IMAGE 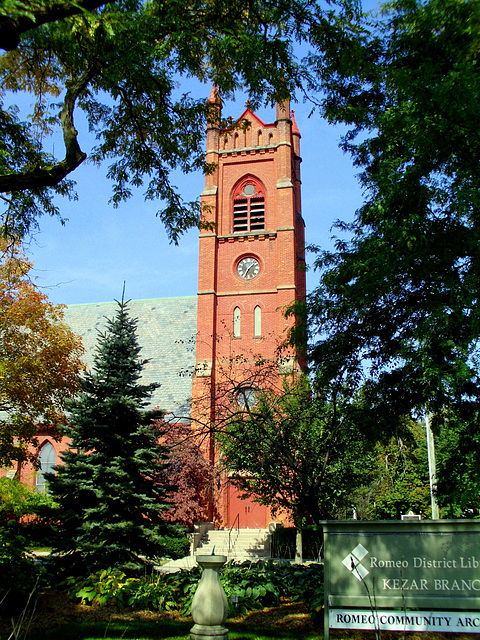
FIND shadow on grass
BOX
[25,619,321,640]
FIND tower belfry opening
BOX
[233,179,266,233]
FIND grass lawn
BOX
[16,618,473,640]
[2,590,474,640]
[0,590,321,640]
[23,619,321,640]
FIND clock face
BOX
[237,257,260,280]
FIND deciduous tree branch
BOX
[0,0,108,51]
[0,69,93,193]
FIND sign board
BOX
[401,511,421,521]
[329,609,480,633]
[322,520,480,638]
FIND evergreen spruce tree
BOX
[48,300,174,571]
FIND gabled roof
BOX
[63,297,197,420]
[236,107,275,129]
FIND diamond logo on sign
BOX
[342,544,369,581]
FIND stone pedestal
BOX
[190,555,228,640]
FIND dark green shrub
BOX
[271,526,323,560]
[23,521,59,548]
[64,559,325,620]
[271,527,297,559]
[221,560,283,614]
[66,565,202,613]
[160,532,190,560]
[0,477,56,520]
[0,479,49,613]
[223,560,324,617]
[0,520,45,614]
[65,568,136,608]
[290,562,324,623]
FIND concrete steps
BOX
[194,528,271,562]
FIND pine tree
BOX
[48,300,174,571]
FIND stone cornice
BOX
[197,286,296,296]
[200,185,218,196]
[218,231,276,243]
[205,141,292,157]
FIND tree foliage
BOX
[218,374,374,526]
[0,475,53,613]
[285,0,480,511]
[47,300,175,571]
[435,406,480,514]
[0,240,84,467]
[0,0,361,242]
[160,422,216,528]
[352,420,431,520]
[302,0,480,419]
[0,476,52,521]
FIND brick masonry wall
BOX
[192,101,306,527]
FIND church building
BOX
[12,94,306,530]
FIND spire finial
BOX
[291,109,300,137]
[208,84,221,107]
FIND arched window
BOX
[254,305,262,337]
[233,307,241,338]
[36,441,55,493]
[257,130,262,146]
[233,179,265,233]
[236,386,258,409]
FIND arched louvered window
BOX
[233,307,241,338]
[36,441,55,493]
[233,179,265,233]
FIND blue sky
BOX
[27,87,365,307]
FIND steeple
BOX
[207,84,221,110]
[203,85,221,204]
[291,110,300,148]
[193,98,306,527]
[275,98,293,191]
[206,84,221,150]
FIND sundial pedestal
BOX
[190,555,229,640]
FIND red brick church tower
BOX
[192,90,306,528]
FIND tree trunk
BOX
[295,528,303,564]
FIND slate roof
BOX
[63,297,197,420]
